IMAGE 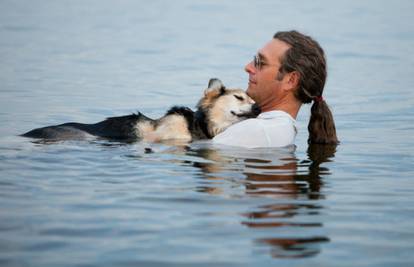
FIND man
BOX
[213,30,338,148]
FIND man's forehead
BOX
[258,39,291,61]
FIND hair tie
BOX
[314,95,324,102]
[302,89,324,103]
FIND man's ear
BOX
[204,78,226,97]
[283,71,300,92]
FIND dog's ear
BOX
[204,78,226,97]
[208,78,224,89]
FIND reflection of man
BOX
[190,144,336,258]
[213,30,338,148]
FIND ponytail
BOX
[308,100,338,145]
[273,31,339,144]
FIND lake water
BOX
[1,0,414,266]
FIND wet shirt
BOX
[212,110,297,148]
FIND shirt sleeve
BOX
[212,119,269,148]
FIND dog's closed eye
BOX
[234,95,244,101]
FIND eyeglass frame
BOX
[253,54,280,71]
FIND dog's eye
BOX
[234,95,244,101]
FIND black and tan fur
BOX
[21,79,260,142]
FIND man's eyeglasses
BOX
[253,54,279,70]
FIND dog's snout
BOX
[252,103,261,116]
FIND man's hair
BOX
[274,30,338,145]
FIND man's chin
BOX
[246,86,252,95]
[246,89,257,102]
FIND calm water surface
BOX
[1,0,414,266]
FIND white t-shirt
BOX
[212,110,297,148]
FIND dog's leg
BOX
[21,123,94,140]
[21,113,150,141]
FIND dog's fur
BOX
[21,79,260,142]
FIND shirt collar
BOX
[258,110,296,122]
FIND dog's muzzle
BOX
[231,104,261,118]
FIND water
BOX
[1,0,414,266]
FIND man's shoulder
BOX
[213,118,263,139]
[226,117,264,131]
[222,111,296,133]
[212,111,297,148]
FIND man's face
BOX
[245,39,291,112]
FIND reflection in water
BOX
[256,236,330,259]
[186,144,337,259]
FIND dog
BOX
[21,78,260,142]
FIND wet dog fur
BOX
[21,79,260,142]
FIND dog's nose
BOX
[252,104,261,116]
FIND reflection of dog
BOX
[22,79,260,142]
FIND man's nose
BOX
[245,61,256,74]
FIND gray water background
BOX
[1,0,414,266]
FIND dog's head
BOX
[197,78,261,137]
